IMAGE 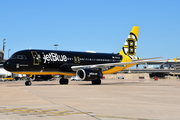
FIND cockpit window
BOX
[17,55,23,59]
[22,55,27,59]
[11,55,27,59]
[11,55,17,59]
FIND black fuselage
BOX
[4,49,122,75]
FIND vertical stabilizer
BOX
[119,26,139,60]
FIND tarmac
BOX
[0,79,180,120]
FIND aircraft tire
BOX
[59,79,69,85]
[92,79,101,85]
[25,81,32,86]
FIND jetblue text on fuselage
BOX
[43,52,67,63]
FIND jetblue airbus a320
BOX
[3,26,169,86]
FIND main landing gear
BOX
[91,79,101,85]
[59,76,69,85]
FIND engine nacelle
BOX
[76,68,103,81]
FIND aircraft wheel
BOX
[92,79,101,85]
[25,81,32,86]
[59,79,69,85]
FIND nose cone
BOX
[3,60,11,71]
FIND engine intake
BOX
[76,68,103,81]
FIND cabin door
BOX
[31,51,39,65]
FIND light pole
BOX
[3,39,6,51]
[54,44,58,50]
[8,49,11,58]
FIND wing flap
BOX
[71,57,174,71]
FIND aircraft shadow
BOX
[6,81,157,87]
[78,82,140,86]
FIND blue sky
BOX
[0,0,180,59]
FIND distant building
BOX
[0,49,4,63]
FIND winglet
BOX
[174,57,178,63]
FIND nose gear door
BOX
[31,51,39,65]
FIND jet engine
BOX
[76,68,103,81]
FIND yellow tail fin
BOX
[174,57,178,63]
[119,26,139,60]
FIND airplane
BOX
[3,26,174,86]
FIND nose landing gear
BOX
[25,75,35,86]
[25,80,32,86]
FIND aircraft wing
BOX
[71,57,173,71]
